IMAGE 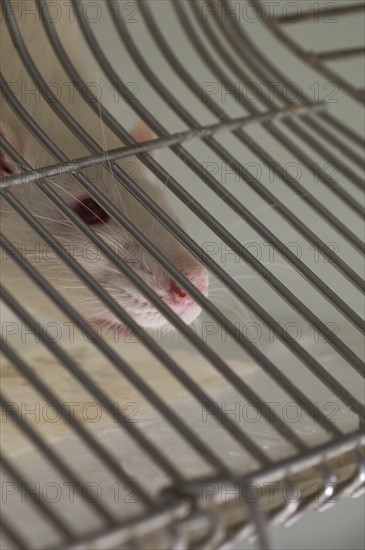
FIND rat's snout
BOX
[165,270,209,311]
[169,280,188,300]
[162,274,207,326]
[168,275,208,301]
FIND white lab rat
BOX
[0,0,208,334]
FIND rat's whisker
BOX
[210,296,249,321]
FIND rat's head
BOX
[65,188,209,333]
[0,121,209,333]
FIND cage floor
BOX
[1,332,363,549]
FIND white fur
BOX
[1,0,208,332]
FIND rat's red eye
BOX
[73,197,110,225]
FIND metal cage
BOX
[0,1,364,549]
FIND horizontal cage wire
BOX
[0,0,364,549]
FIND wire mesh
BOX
[0,1,364,549]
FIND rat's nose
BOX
[169,280,188,300]
[168,274,208,304]
[163,274,208,324]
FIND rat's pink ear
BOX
[130,120,158,159]
[0,123,24,176]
